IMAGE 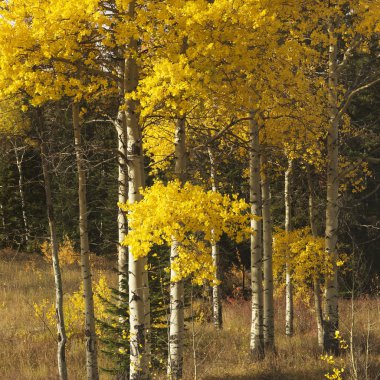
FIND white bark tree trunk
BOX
[13,143,29,243]
[261,153,274,352]
[324,27,340,354]
[249,115,264,360]
[307,167,324,350]
[207,147,222,330]
[72,102,99,380]
[40,139,68,380]
[124,7,149,374]
[116,60,129,302]
[285,158,294,337]
[168,116,186,380]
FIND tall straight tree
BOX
[261,152,274,351]
[39,130,68,380]
[116,58,129,302]
[168,115,186,380]
[249,115,264,360]
[208,146,222,330]
[11,141,29,243]
[123,2,149,377]
[284,158,294,337]
[72,102,99,380]
[307,166,324,350]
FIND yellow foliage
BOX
[41,235,79,266]
[321,331,348,380]
[33,275,111,339]
[120,180,252,284]
[273,227,348,299]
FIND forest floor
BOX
[0,249,379,380]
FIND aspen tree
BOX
[168,115,187,380]
[249,115,264,360]
[284,158,294,337]
[291,0,379,352]
[11,141,29,244]
[261,152,274,351]
[72,102,99,379]
[307,166,324,350]
[116,57,129,306]
[208,146,222,330]
[40,134,68,380]
[120,3,149,377]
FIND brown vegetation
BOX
[0,250,379,380]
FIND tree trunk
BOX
[168,116,186,380]
[207,147,222,330]
[285,158,294,337]
[307,167,324,350]
[261,153,274,352]
[124,3,149,375]
[249,114,264,360]
[72,102,99,380]
[116,61,129,302]
[40,139,68,380]
[13,143,29,243]
[324,27,340,354]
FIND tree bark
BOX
[307,167,324,350]
[168,116,186,380]
[40,139,68,380]
[249,114,264,360]
[116,59,129,302]
[72,102,99,380]
[323,26,340,354]
[123,4,149,376]
[261,153,275,352]
[207,147,222,330]
[13,142,29,244]
[285,158,294,337]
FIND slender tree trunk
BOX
[168,116,186,380]
[13,143,29,243]
[124,4,149,376]
[324,27,340,354]
[285,158,294,337]
[249,114,264,360]
[207,147,223,330]
[116,60,129,302]
[40,139,68,380]
[72,102,99,380]
[307,167,324,350]
[261,153,275,352]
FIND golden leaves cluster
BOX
[119,180,252,284]
[273,227,348,299]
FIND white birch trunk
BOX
[72,102,99,380]
[124,4,149,375]
[249,115,264,360]
[285,158,294,337]
[324,27,340,354]
[13,143,29,243]
[261,153,274,351]
[40,139,68,380]
[168,116,186,380]
[207,147,222,330]
[307,167,324,350]
[116,61,129,301]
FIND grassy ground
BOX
[0,249,379,379]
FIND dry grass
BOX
[0,249,379,379]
